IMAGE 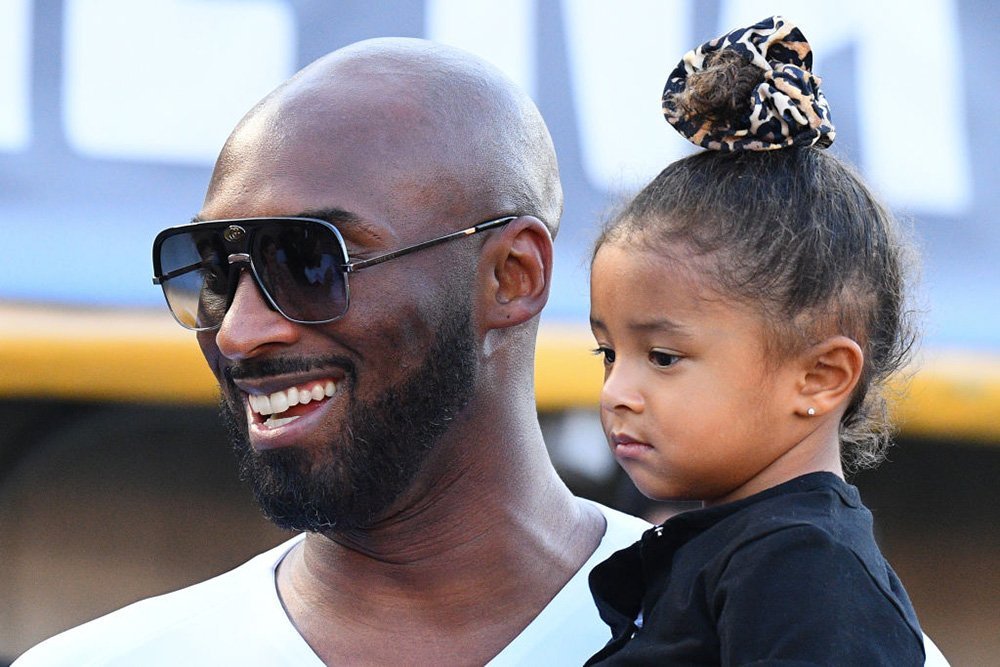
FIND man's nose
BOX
[213,270,299,360]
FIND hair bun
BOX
[662,16,835,152]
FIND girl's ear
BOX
[478,216,553,330]
[795,336,865,418]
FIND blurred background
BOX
[1,0,997,664]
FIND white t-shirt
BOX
[14,501,649,666]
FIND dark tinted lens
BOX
[254,221,348,322]
[159,231,230,329]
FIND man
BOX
[15,38,648,665]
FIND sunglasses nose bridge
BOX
[222,253,286,322]
[224,253,253,311]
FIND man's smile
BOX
[247,379,339,424]
[230,373,346,449]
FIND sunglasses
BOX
[152,215,515,331]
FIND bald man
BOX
[15,38,647,666]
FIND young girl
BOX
[585,17,927,665]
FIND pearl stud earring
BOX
[807,407,816,416]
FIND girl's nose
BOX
[600,363,644,414]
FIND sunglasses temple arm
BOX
[152,260,205,284]
[342,216,516,273]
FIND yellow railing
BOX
[2,303,998,443]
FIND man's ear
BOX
[794,336,865,418]
[479,216,553,329]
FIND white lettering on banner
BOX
[20,0,974,216]
[561,0,694,193]
[426,0,536,95]
[63,0,296,164]
[0,0,31,152]
[721,0,971,214]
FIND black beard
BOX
[219,303,477,533]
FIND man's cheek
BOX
[196,333,225,378]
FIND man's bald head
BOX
[209,38,562,237]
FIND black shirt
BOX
[586,472,924,665]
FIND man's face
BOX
[218,291,477,532]
[195,89,484,532]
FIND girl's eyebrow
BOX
[627,317,689,334]
[589,316,606,331]
[589,316,692,336]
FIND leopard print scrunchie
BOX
[662,16,835,152]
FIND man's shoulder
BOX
[14,505,651,667]
[13,535,307,666]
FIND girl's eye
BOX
[649,350,680,368]
[592,347,615,365]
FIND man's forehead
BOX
[202,38,522,232]
[238,39,504,168]
[219,67,462,182]
[208,118,475,229]
[204,134,465,230]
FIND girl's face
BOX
[590,241,817,506]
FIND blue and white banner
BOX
[0,0,995,349]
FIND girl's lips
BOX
[610,433,654,458]
[611,432,648,446]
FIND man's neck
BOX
[274,429,606,664]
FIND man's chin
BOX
[258,450,382,531]
[221,402,377,532]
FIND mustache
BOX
[224,355,357,383]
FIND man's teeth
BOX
[248,381,337,416]
[265,415,300,427]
